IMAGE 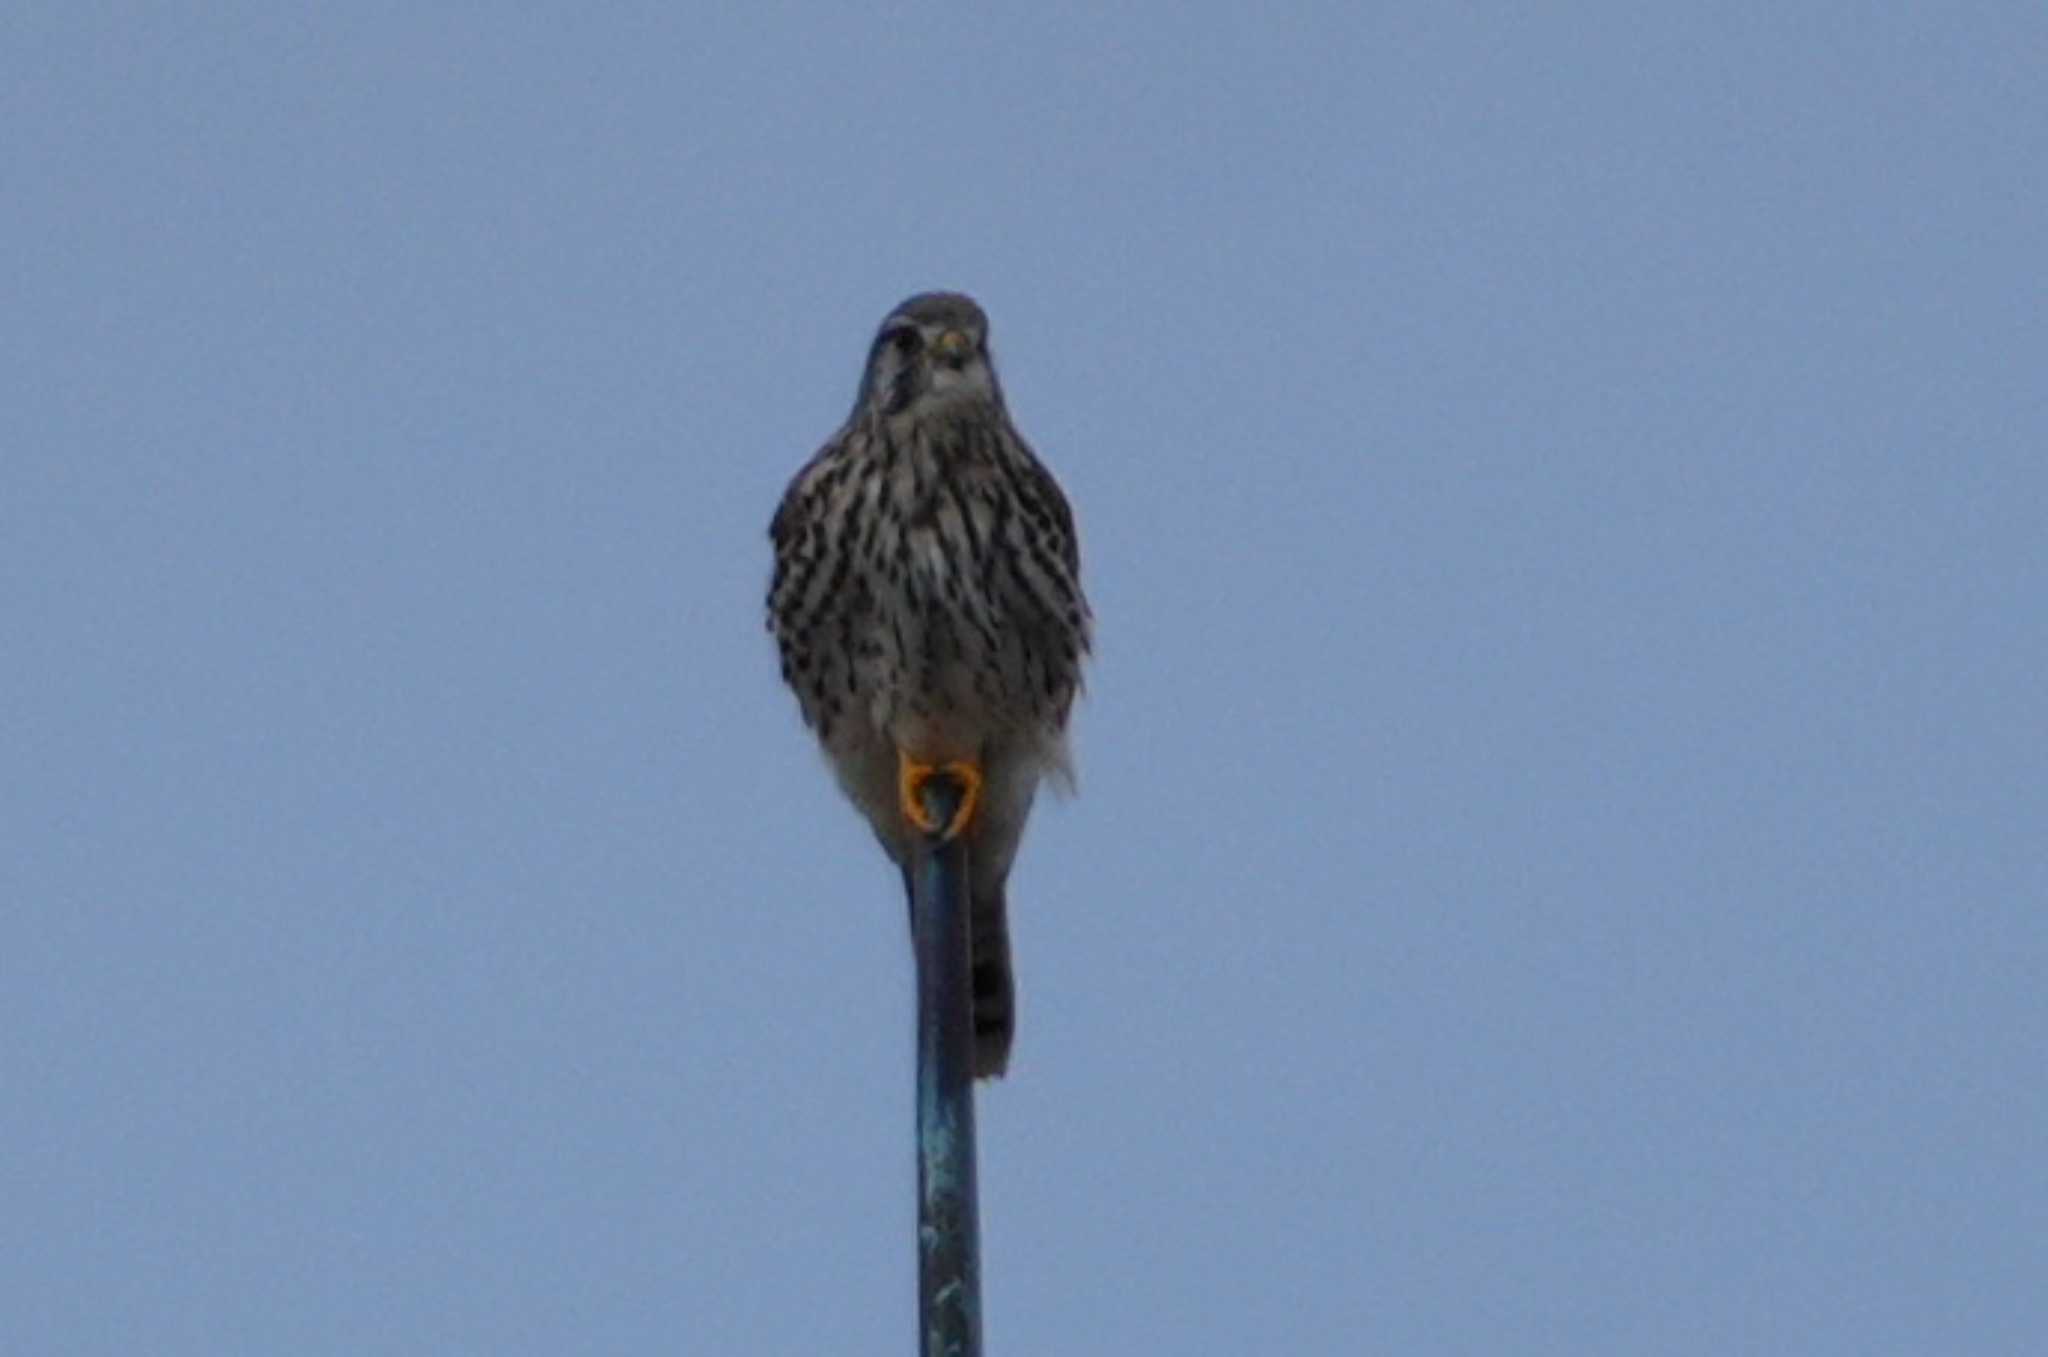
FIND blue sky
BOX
[5,4,2044,1352]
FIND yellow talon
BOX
[898,751,982,841]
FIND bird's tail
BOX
[900,864,1016,1080]
[969,882,1014,1080]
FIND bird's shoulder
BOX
[1009,438,1081,577]
[768,424,864,550]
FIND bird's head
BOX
[855,291,1003,419]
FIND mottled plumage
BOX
[768,292,1091,1077]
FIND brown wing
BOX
[1028,454,1082,582]
[987,437,1090,741]
[766,434,858,738]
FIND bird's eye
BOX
[888,327,921,355]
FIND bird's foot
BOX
[897,751,982,841]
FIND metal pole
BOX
[911,776,982,1357]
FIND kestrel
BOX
[768,292,1091,1078]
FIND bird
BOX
[767,291,1091,1079]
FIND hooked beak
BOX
[931,329,973,368]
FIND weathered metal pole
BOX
[911,775,982,1357]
